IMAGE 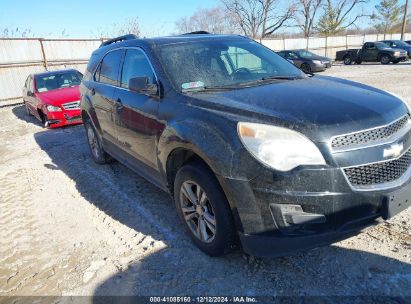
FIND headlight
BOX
[46,105,62,112]
[312,60,322,65]
[237,122,326,172]
[394,51,400,56]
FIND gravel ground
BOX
[0,63,410,299]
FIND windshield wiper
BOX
[261,75,302,81]
[181,85,242,93]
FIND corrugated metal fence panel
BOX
[0,65,46,100]
[0,39,43,64]
[42,40,101,61]
[307,37,326,49]
[259,39,284,50]
[46,63,87,74]
[284,38,307,50]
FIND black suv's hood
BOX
[189,76,407,142]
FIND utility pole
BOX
[401,0,409,40]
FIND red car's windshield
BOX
[35,71,82,92]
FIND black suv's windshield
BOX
[35,71,83,92]
[157,39,303,92]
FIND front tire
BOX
[380,55,391,64]
[392,59,400,64]
[301,63,312,74]
[174,162,236,257]
[84,120,111,164]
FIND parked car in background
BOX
[336,42,408,65]
[380,40,411,58]
[81,33,411,257]
[23,69,83,128]
[276,49,332,73]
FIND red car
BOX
[23,69,83,128]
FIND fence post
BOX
[306,37,309,50]
[325,35,328,57]
[346,35,348,49]
[39,38,48,71]
[283,37,286,50]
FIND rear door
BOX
[113,48,162,174]
[91,49,124,144]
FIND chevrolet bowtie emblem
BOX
[383,143,404,158]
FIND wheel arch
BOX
[166,146,244,233]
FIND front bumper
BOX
[45,109,82,128]
[219,166,411,257]
[311,61,332,72]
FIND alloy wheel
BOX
[87,125,100,159]
[180,180,216,243]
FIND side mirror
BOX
[27,91,34,97]
[129,76,158,97]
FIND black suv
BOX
[80,33,411,257]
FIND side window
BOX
[99,50,123,86]
[288,52,299,59]
[120,49,156,89]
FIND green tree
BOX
[372,0,403,37]
[316,0,368,35]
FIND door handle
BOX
[116,98,123,110]
[91,88,96,95]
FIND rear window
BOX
[97,50,123,86]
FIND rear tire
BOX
[380,55,391,64]
[84,119,112,164]
[174,161,236,257]
[343,55,352,65]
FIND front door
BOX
[362,43,378,61]
[113,48,162,173]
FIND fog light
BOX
[270,204,326,228]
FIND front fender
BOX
[157,117,239,180]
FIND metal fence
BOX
[1,32,411,105]
[260,32,411,58]
[0,38,103,104]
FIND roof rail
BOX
[100,34,138,48]
[182,31,211,35]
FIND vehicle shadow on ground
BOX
[27,105,411,297]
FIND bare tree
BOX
[0,27,34,38]
[316,0,369,35]
[222,0,296,38]
[296,0,323,37]
[175,7,238,34]
[96,18,141,38]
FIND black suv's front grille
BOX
[344,148,411,187]
[331,115,409,149]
